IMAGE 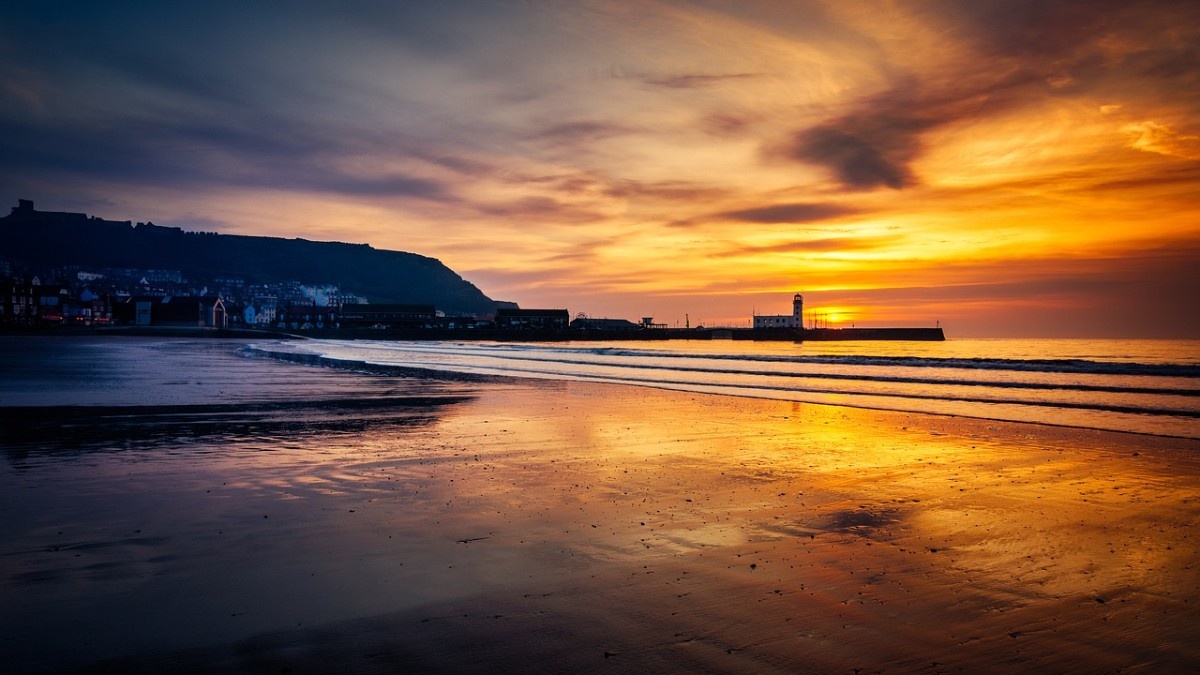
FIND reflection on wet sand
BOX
[2,342,1198,672]
[0,395,473,458]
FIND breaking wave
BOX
[247,338,1200,439]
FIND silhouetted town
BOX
[0,199,943,340]
[0,199,662,335]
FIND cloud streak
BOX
[717,202,858,224]
[640,72,759,89]
[710,236,900,258]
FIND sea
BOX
[249,337,1200,440]
[2,335,1198,670]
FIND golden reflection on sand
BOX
[399,381,1200,672]
[6,376,1197,672]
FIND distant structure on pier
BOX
[753,293,803,329]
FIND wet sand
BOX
[2,340,1199,673]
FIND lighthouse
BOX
[752,292,805,329]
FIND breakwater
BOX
[794,327,945,341]
[279,326,946,342]
[39,324,946,342]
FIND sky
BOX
[2,0,1198,337]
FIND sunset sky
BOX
[2,1,1198,337]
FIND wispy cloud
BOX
[711,235,899,258]
[640,72,759,89]
[717,202,859,224]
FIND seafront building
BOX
[570,316,642,331]
[752,293,803,329]
[337,304,437,330]
[495,308,570,330]
[113,295,228,328]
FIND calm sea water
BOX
[252,338,1200,439]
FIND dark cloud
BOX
[533,121,637,142]
[485,174,734,210]
[0,4,471,202]
[782,0,1200,191]
[0,107,452,202]
[538,238,619,265]
[672,0,870,52]
[920,0,1194,60]
[933,0,1200,109]
[789,124,919,190]
[1090,163,1200,194]
[641,73,758,89]
[1124,46,1200,88]
[702,113,753,136]
[712,236,899,258]
[603,65,759,90]
[299,173,449,200]
[604,179,732,203]
[718,202,858,224]
[412,153,497,178]
[473,195,606,225]
[779,75,971,191]
[0,1,517,207]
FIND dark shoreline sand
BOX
[2,338,1198,673]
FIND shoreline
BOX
[246,341,1200,442]
[6,331,1196,441]
[2,338,1199,672]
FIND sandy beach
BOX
[2,338,1198,673]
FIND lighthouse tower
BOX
[792,293,803,328]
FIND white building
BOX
[753,293,803,329]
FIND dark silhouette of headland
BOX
[0,199,495,315]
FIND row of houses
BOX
[0,280,230,328]
[0,263,373,331]
[3,273,698,334]
[0,278,576,331]
[2,278,113,327]
[275,305,573,331]
[122,295,227,327]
